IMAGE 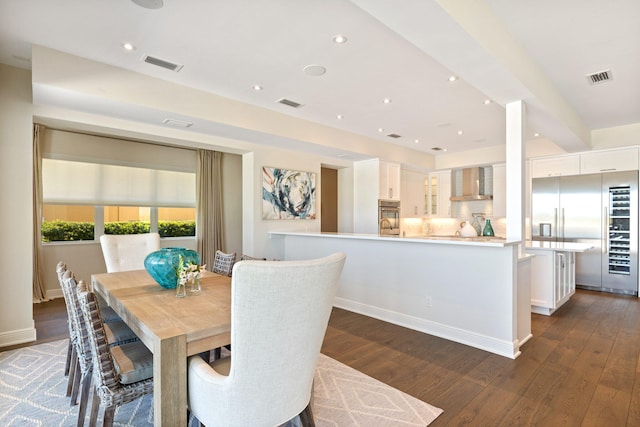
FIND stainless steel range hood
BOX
[450,167,493,201]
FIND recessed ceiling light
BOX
[303,64,326,76]
[333,34,348,44]
[534,132,540,137]
[378,128,384,133]
[448,75,458,82]
[483,99,492,105]
[130,0,164,9]
[336,115,343,120]
[252,84,263,91]
[414,139,419,144]
[383,98,392,104]
[457,130,464,135]
[123,42,135,51]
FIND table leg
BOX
[153,329,187,427]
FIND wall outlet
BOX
[425,296,432,307]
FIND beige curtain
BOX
[32,124,48,302]
[196,150,223,269]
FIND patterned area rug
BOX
[0,340,442,426]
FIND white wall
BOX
[242,147,353,260]
[0,64,35,346]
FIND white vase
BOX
[459,221,478,237]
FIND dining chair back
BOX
[212,250,236,276]
[76,281,154,427]
[99,232,160,273]
[187,252,346,427]
[56,262,77,397]
[240,254,266,261]
[61,270,141,427]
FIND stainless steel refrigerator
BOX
[531,171,638,295]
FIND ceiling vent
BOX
[162,118,192,128]
[386,133,401,139]
[586,69,612,85]
[277,98,303,108]
[142,55,183,72]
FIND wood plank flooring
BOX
[3,289,640,425]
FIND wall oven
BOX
[378,199,400,236]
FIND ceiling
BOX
[1,0,638,158]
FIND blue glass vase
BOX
[144,248,201,289]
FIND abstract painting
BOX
[262,166,316,220]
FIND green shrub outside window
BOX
[41,220,195,242]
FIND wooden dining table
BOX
[91,269,231,427]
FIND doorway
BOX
[321,167,338,232]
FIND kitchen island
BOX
[269,231,531,359]
[525,241,594,316]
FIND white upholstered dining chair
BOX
[187,252,346,427]
[99,232,160,273]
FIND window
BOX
[40,129,197,242]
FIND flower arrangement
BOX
[176,255,206,296]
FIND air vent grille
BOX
[143,55,183,72]
[586,69,612,85]
[277,98,303,108]
[386,133,401,139]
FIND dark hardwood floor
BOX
[3,289,640,425]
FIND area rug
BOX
[0,340,442,426]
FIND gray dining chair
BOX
[187,252,346,427]
[60,270,142,426]
[76,281,154,427]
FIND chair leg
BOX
[65,340,73,376]
[66,347,77,396]
[102,406,116,427]
[70,358,82,406]
[77,371,92,427]
[89,389,100,427]
[299,403,316,427]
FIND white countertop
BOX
[525,240,595,252]
[269,231,520,247]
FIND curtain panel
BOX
[196,150,223,270]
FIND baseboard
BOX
[0,327,37,348]
[334,297,520,359]
[46,288,63,300]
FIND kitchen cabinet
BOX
[528,248,575,316]
[427,170,451,217]
[379,161,401,200]
[401,169,426,217]
[531,154,580,178]
[580,146,639,174]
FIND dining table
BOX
[91,269,231,427]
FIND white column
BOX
[505,101,526,252]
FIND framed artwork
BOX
[262,166,316,220]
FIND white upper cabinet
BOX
[401,169,426,217]
[580,147,639,174]
[531,146,640,178]
[379,161,401,200]
[427,170,451,217]
[531,154,580,178]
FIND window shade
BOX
[43,159,196,207]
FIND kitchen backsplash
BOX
[401,216,507,237]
